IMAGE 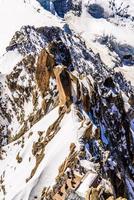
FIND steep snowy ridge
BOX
[0,0,134,200]
[0,0,63,56]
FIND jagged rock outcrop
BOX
[0,3,134,199]
[54,66,72,108]
[36,48,55,96]
[48,41,72,67]
[37,0,82,17]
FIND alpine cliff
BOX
[0,0,134,200]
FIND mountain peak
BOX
[0,0,134,199]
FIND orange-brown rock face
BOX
[54,66,72,107]
[128,94,134,106]
[36,49,55,96]
[82,92,91,113]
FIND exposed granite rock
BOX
[36,48,55,96]
[54,66,72,108]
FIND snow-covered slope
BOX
[65,0,134,66]
[0,0,134,200]
[0,0,62,56]
[0,107,85,200]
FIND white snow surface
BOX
[115,66,134,86]
[0,0,134,199]
[76,172,98,198]
[65,0,134,83]
[0,50,23,74]
[0,0,62,56]
[0,106,85,200]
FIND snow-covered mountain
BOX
[0,0,134,200]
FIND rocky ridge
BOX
[0,0,134,200]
